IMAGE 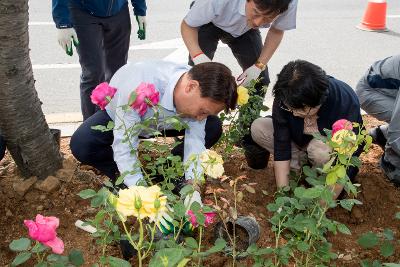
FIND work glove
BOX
[157,190,203,235]
[237,64,263,87]
[192,53,211,65]
[57,28,79,56]
[135,15,146,40]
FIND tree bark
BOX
[0,0,62,178]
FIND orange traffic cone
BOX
[357,0,388,32]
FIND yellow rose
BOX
[199,149,225,178]
[331,129,357,155]
[237,86,249,106]
[116,185,167,221]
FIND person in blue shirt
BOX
[52,0,147,120]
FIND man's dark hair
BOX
[272,59,329,109]
[250,0,292,16]
[189,62,238,112]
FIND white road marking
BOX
[387,15,400,18]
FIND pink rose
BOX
[24,214,64,254]
[90,82,117,110]
[332,119,353,136]
[130,82,160,116]
[187,210,216,228]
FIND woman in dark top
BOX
[251,60,363,199]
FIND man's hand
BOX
[237,64,263,87]
[192,53,211,65]
[57,28,79,56]
[135,15,146,40]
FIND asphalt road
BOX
[28,0,400,119]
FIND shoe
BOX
[380,154,400,187]
[242,135,270,170]
[369,126,387,150]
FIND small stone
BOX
[56,168,74,183]
[351,206,363,222]
[5,208,13,217]
[343,254,352,261]
[63,155,77,170]
[35,176,60,193]
[36,205,44,211]
[338,253,344,259]
[39,194,46,200]
[13,176,38,196]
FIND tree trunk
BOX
[0,0,62,178]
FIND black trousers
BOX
[188,22,270,94]
[70,4,131,120]
[70,110,223,181]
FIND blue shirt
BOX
[106,60,208,187]
[52,0,147,28]
[184,0,297,37]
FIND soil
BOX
[1,115,399,266]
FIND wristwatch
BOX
[255,60,266,71]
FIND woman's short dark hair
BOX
[188,62,238,112]
[251,0,292,16]
[272,60,329,109]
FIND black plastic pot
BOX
[215,216,260,257]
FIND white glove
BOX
[237,64,263,87]
[184,190,203,210]
[135,15,146,40]
[57,28,78,56]
[192,53,211,65]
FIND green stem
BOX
[197,226,203,266]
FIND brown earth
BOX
[0,115,399,266]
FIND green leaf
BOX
[173,202,186,218]
[185,237,198,249]
[78,189,97,199]
[297,241,310,252]
[358,232,379,249]
[35,262,48,267]
[31,242,47,253]
[149,248,189,267]
[302,187,323,199]
[380,241,394,258]
[340,199,356,211]
[383,229,394,241]
[336,165,346,178]
[9,238,31,252]
[177,258,191,267]
[383,264,400,267]
[69,249,84,266]
[326,171,338,185]
[395,212,400,220]
[107,256,131,267]
[337,223,351,235]
[202,238,226,254]
[303,165,316,178]
[11,252,32,266]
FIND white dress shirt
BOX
[106,60,207,187]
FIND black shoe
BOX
[369,126,387,150]
[380,154,400,187]
[242,135,270,169]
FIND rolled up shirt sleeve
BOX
[183,118,207,181]
[184,0,219,27]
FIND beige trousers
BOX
[251,117,332,169]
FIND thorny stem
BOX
[197,226,203,266]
